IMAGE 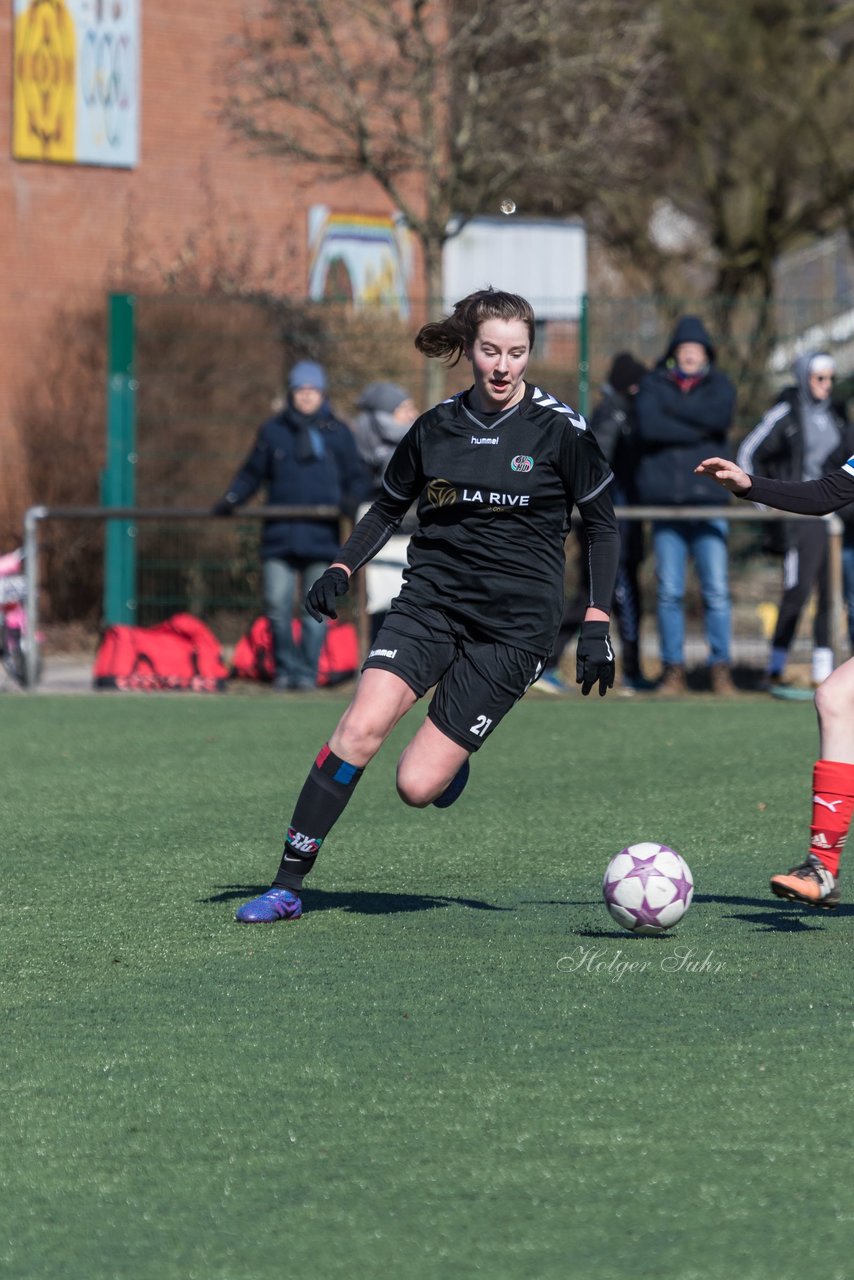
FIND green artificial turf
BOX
[1,692,852,1279]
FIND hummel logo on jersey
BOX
[471,436,499,445]
[813,795,843,813]
[369,647,398,660]
[531,387,586,429]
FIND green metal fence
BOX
[24,503,851,689]
[91,289,854,657]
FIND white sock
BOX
[812,647,834,684]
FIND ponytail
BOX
[414,288,535,365]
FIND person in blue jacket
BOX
[213,360,370,689]
[635,315,738,696]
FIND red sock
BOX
[809,760,854,876]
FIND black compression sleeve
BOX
[334,491,413,573]
[578,487,620,612]
[746,469,854,516]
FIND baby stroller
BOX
[0,548,39,687]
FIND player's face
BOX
[466,318,531,412]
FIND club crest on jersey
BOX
[511,455,534,473]
[426,478,458,507]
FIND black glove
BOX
[576,621,615,697]
[212,498,236,517]
[305,567,350,621]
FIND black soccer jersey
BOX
[337,384,617,651]
[747,462,854,515]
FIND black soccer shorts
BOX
[362,601,544,751]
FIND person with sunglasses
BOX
[736,352,854,696]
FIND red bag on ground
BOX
[316,618,360,687]
[93,613,228,691]
[231,616,360,687]
[231,616,275,682]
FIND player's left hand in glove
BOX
[305,567,350,621]
[576,621,615,697]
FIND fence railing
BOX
[23,504,352,689]
[21,503,847,690]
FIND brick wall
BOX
[0,2,400,532]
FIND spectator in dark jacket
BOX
[737,351,854,694]
[213,360,370,690]
[350,382,418,496]
[635,315,737,696]
[350,381,419,641]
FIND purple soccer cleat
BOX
[235,887,302,924]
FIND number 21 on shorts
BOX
[470,714,493,738]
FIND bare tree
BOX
[221,0,662,398]
[586,0,854,409]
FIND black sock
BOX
[272,744,364,891]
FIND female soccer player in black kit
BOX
[696,452,854,910]
[236,289,620,923]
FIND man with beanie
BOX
[737,351,854,696]
[213,360,370,689]
[635,316,738,696]
[349,381,419,639]
[350,381,418,496]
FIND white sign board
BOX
[442,217,586,321]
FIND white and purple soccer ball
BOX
[602,842,694,935]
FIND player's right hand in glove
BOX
[305,566,350,621]
[211,498,236,517]
[576,620,615,697]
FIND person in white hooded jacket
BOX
[736,351,854,693]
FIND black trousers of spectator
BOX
[772,519,830,652]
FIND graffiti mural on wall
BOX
[13,0,140,167]
[308,207,413,317]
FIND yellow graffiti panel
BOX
[14,0,77,162]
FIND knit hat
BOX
[357,381,410,414]
[288,360,327,393]
[608,352,648,395]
